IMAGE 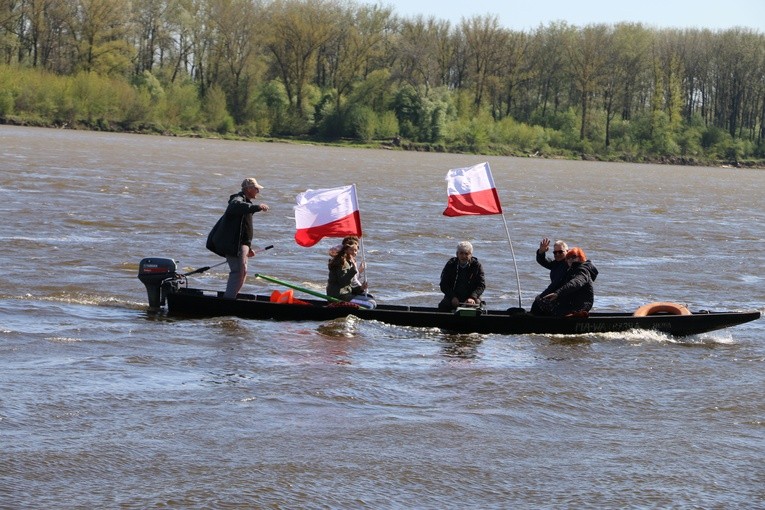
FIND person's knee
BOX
[531,296,553,316]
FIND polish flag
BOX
[443,162,503,216]
[294,184,362,247]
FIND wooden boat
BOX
[137,257,760,337]
[160,287,760,337]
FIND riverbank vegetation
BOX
[1,0,764,167]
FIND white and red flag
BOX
[442,162,503,216]
[294,184,362,247]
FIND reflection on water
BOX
[317,315,361,338]
[439,333,484,359]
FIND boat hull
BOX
[164,288,761,337]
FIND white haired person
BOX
[536,238,569,287]
[438,241,486,311]
[206,178,270,299]
[531,247,598,317]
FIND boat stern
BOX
[138,257,180,308]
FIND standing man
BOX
[438,241,486,311]
[206,178,270,299]
[536,238,568,287]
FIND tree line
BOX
[1,0,764,165]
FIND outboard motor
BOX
[138,257,179,308]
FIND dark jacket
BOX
[439,257,485,303]
[206,192,263,257]
[326,258,364,301]
[537,260,599,315]
[536,250,568,286]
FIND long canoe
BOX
[161,287,760,337]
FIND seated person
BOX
[530,247,598,317]
[438,241,485,311]
[328,236,371,296]
[536,238,569,287]
[326,239,375,307]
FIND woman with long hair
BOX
[326,239,373,306]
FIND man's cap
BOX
[241,178,264,190]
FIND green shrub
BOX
[120,86,153,126]
[376,110,399,139]
[239,117,272,137]
[701,126,727,149]
[0,66,18,117]
[445,113,491,153]
[13,71,57,120]
[202,85,231,132]
[676,125,703,157]
[490,117,548,152]
[217,115,235,134]
[135,71,166,104]
[253,80,290,134]
[347,69,394,112]
[347,105,377,141]
[163,82,202,129]
[0,89,14,117]
[392,85,422,139]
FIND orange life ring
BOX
[633,301,691,317]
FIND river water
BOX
[1,125,763,509]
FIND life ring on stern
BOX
[633,301,691,317]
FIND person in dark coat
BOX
[206,178,270,299]
[326,237,376,308]
[536,238,569,287]
[531,247,598,317]
[438,241,486,311]
[328,236,373,295]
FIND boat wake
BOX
[4,292,147,311]
[317,315,362,338]
[585,328,736,346]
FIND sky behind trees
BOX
[381,0,765,32]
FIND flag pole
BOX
[359,236,368,283]
[352,183,369,290]
[499,214,523,309]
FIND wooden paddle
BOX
[254,273,342,302]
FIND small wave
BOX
[379,291,441,302]
[580,328,737,346]
[358,318,451,340]
[0,233,114,244]
[45,336,83,343]
[8,292,147,310]
[317,315,361,338]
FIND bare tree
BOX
[265,0,339,118]
[460,14,507,109]
[208,0,265,122]
[565,23,610,140]
[527,22,574,124]
[600,23,651,147]
[321,2,393,108]
[393,15,449,94]
[492,29,532,120]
